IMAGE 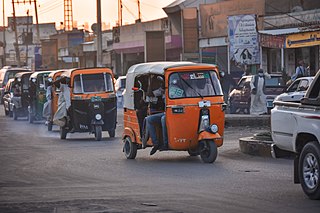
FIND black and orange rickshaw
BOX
[122,62,226,163]
[28,70,52,123]
[59,68,117,140]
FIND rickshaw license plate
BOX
[198,100,211,107]
[91,96,102,102]
[172,106,184,114]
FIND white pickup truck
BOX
[271,70,320,200]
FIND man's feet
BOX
[150,144,159,155]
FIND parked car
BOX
[2,79,14,116]
[0,66,31,104]
[228,73,286,114]
[274,76,314,103]
[115,76,126,107]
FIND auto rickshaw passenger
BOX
[185,78,214,97]
[53,77,71,127]
[144,76,168,155]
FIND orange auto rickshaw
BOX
[122,62,226,163]
[55,67,117,140]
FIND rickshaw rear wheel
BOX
[94,125,102,141]
[29,113,34,123]
[200,140,218,163]
[13,109,18,120]
[108,129,115,138]
[123,137,137,159]
[60,127,68,139]
[48,122,53,131]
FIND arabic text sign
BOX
[285,31,320,48]
[228,14,260,65]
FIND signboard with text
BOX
[228,14,260,65]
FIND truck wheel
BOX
[299,141,320,200]
[60,127,68,139]
[200,140,218,163]
[94,125,102,141]
[123,137,137,159]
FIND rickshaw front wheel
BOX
[60,127,68,139]
[123,137,137,159]
[94,125,102,141]
[200,140,218,163]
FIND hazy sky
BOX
[1,0,175,28]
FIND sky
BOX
[1,0,176,29]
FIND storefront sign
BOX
[260,34,285,48]
[285,31,320,48]
[228,14,260,65]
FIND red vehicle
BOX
[228,73,286,114]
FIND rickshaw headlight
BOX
[17,78,21,82]
[95,114,102,120]
[32,78,36,83]
[210,124,218,134]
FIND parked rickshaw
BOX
[56,68,117,140]
[28,70,52,123]
[122,62,226,163]
[46,70,66,131]
[10,72,33,120]
[2,79,14,116]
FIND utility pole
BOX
[96,0,102,67]
[118,0,122,26]
[33,0,40,43]
[25,10,30,66]
[2,0,6,66]
[137,0,141,22]
[12,0,21,67]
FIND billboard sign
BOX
[228,14,260,65]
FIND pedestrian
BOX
[250,69,271,115]
[220,73,236,103]
[291,59,306,81]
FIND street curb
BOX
[225,114,270,127]
[239,136,272,157]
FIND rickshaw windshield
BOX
[38,75,49,91]
[168,70,223,99]
[73,73,113,94]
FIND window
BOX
[73,73,114,94]
[169,71,223,99]
[265,76,285,87]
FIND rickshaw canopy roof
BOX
[30,70,53,79]
[14,72,32,79]
[62,67,113,79]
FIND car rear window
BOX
[265,76,285,87]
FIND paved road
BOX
[0,108,319,213]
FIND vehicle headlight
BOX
[95,114,102,120]
[17,78,21,82]
[210,124,218,134]
[32,78,36,83]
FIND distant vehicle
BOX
[228,73,286,114]
[274,77,314,103]
[0,66,31,104]
[115,76,126,107]
[2,79,14,116]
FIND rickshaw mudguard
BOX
[198,131,223,147]
[91,119,104,125]
[123,127,137,143]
